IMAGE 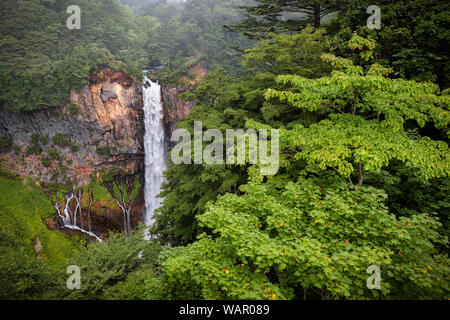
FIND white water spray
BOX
[142,75,167,239]
[54,192,103,242]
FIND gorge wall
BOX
[0,61,207,240]
[0,68,145,238]
[0,68,144,187]
[161,61,208,147]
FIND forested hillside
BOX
[0,0,448,302]
[0,0,251,111]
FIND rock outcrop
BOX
[0,61,207,240]
[0,68,145,239]
[161,61,208,147]
[0,68,144,187]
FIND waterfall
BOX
[52,75,167,242]
[54,192,103,242]
[142,75,167,239]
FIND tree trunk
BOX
[314,4,321,27]
[88,186,93,232]
[358,163,364,186]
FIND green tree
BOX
[65,228,160,300]
[153,28,332,245]
[0,0,148,111]
[0,135,12,153]
[152,39,449,300]
[0,168,79,299]
[0,228,61,300]
[242,26,331,76]
[330,0,450,88]
[226,0,346,38]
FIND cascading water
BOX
[53,74,167,243]
[142,74,167,239]
[54,192,103,242]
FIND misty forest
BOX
[0,0,449,300]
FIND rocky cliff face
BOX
[0,68,144,188]
[161,61,208,146]
[0,68,145,239]
[0,62,207,240]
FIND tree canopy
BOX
[226,0,346,38]
[151,37,449,300]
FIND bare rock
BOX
[0,68,144,188]
[34,236,43,254]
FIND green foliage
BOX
[153,29,334,245]
[279,114,449,181]
[69,104,81,116]
[39,135,49,146]
[0,135,12,153]
[91,184,113,203]
[31,134,40,145]
[25,144,42,156]
[1,0,449,302]
[135,0,252,82]
[96,146,116,157]
[0,0,253,111]
[331,0,450,88]
[41,157,51,168]
[52,133,70,148]
[0,0,146,111]
[155,37,450,300]
[129,175,141,204]
[266,55,449,133]
[47,148,60,160]
[58,162,68,176]
[45,181,74,198]
[13,145,20,156]
[103,268,157,300]
[65,228,160,300]
[26,134,44,156]
[70,143,80,153]
[226,0,344,38]
[242,26,332,77]
[263,50,450,186]
[0,228,61,300]
[155,175,449,299]
[0,167,79,299]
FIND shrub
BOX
[31,134,40,145]
[41,157,50,168]
[25,144,42,156]
[13,145,20,156]
[65,229,160,300]
[52,133,70,148]
[39,135,49,146]
[0,135,12,153]
[187,72,196,80]
[47,149,59,160]
[96,146,115,157]
[69,104,81,116]
[58,162,67,175]
[0,171,79,290]
[70,143,80,152]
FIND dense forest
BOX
[0,0,449,301]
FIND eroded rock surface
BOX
[0,68,144,188]
[161,61,208,147]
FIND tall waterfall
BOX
[142,75,167,239]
